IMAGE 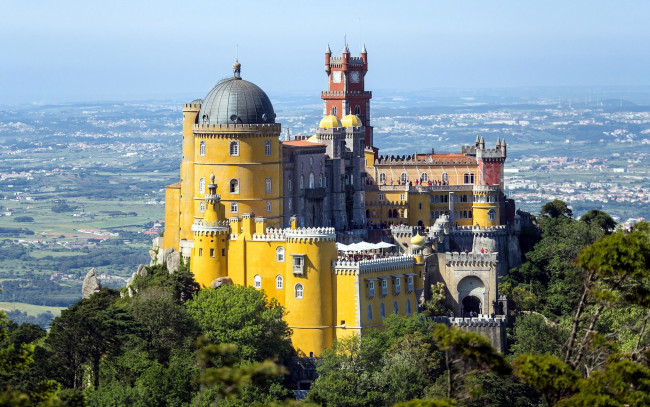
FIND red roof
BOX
[283,140,325,147]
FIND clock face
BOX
[332,71,342,83]
[350,71,361,83]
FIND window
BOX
[407,276,414,292]
[294,283,304,299]
[199,141,206,156]
[265,140,272,156]
[265,178,272,193]
[367,304,373,320]
[287,178,292,191]
[380,303,386,319]
[229,141,239,156]
[323,175,327,188]
[309,172,315,189]
[254,275,262,289]
[199,177,205,194]
[276,275,283,289]
[406,299,412,315]
[231,202,238,213]
[393,300,399,314]
[464,173,475,184]
[399,194,405,201]
[442,172,449,184]
[230,179,239,194]
[394,277,401,294]
[331,106,337,116]
[379,173,386,184]
[378,193,384,201]
[488,209,496,221]
[355,105,361,115]
[276,247,285,262]
[293,255,304,275]
[266,201,271,212]
[300,175,304,189]
[198,248,203,256]
[420,173,428,183]
[418,203,422,210]
[288,200,292,210]
[401,172,408,184]
[368,281,375,298]
[210,248,214,257]
[310,156,314,166]
[200,201,205,213]
[381,279,388,296]
[319,173,323,187]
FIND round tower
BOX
[191,175,229,287]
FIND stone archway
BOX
[457,276,487,317]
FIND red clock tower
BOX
[322,43,374,147]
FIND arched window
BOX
[199,177,205,194]
[406,298,412,315]
[230,202,238,213]
[199,202,205,213]
[199,141,206,156]
[265,140,272,156]
[276,247,285,262]
[300,175,304,189]
[367,304,373,320]
[309,172,315,189]
[488,209,496,221]
[309,156,314,166]
[331,106,337,116]
[295,283,304,299]
[401,172,408,184]
[393,300,399,314]
[354,105,361,116]
[265,177,272,193]
[266,201,271,212]
[287,178,292,191]
[229,141,239,156]
[380,303,386,319]
[323,175,327,188]
[276,275,283,289]
[379,173,386,184]
[253,275,262,289]
[288,199,292,210]
[319,173,323,187]
[420,173,428,183]
[230,179,239,194]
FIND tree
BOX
[186,285,292,362]
[509,313,566,357]
[579,209,616,234]
[541,200,573,219]
[512,354,579,407]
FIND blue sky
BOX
[1,0,649,104]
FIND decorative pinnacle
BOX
[361,44,367,54]
[496,137,501,146]
[233,59,241,79]
[326,44,331,54]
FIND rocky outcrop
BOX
[211,277,233,288]
[82,268,102,299]
[166,251,181,274]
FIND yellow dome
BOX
[341,114,362,128]
[308,135,319,142]
[410,234,425,247]
[319,115,342,129]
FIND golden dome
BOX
[308,135,319,142]
[341,114,362,128]
[319,115,342,129]
[411,233,425,248]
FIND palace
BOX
[162,45,521,357]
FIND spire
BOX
[343,43,350,54]
[361,44,367,54]
[480,136,485,148]
[326,44,331,54]
[233,60,241,79]
[475,135,480,145]
[496,137,501,147]
[501,138,507,147]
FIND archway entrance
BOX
[462,295,481,317]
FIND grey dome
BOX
[198,71,275,125]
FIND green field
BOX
[0,301,65,316]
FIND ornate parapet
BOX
[333,255,414,275]
[251,227,288,242]
[432,315,506,327]
[445,252,498,267]
[191,220,230,236]
[286,227,336,243]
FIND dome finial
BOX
[233,59,241,79]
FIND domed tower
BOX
[170,61,283,255]
[191,174,229,287]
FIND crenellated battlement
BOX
[286,227,336,243]
[445,251,498,266]
[321,90,371,97]
[193,123,281,133]
[183,103,202,110]
[374,154,476,166]
[191,220,230,236]
[333,255,414,275]
[432,316,506,327]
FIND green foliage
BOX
[186,285,292,362]
[462,372,542,407]
[541,199,573,219]
[393,399,457,407]
[50,201,75,213]
[13,216,34,223]
[512,354,579,406]
[510,313,567,357]
[129,262,199,304]
[579,209,616,234]
[422,283,450,316]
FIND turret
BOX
[501,138,507,157]
[325,44,331,74]
[342,43,350,72]
[360,44,367,66]
[480,136,485,149]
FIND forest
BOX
[1,201,648,407]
